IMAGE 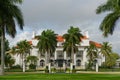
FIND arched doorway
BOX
[76,59,81,66]
[40,60,45,67]
[50,59,54,66]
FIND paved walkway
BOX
[5,71,120,74]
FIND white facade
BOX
[14,32,105,70]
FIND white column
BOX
[54,51,57,68]
[48,63,51,73]
[55,51,57,60]
[96,59,98,72]
[82,50,86,69]
[74,53,76,66]
[96,62,98,72]
[63,52,66,69]
[64,52,66,59]
[70,63,73,71]
[23,58,25,72]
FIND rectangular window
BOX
[57,51,64,59]
[76,51,83,57]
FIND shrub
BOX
[51,68,56,73]
[66,68,70,73]
[72,69,76,73]
[45,66,49,73]
[11,65,21,69]
[29,64,36,69]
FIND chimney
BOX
[32,31,36,39]
[84,31,89,38]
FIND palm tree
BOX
[37,29,57,72]
[16,40,32,72]
[96,0,120,37]
[85,44,98,69]
[63,26,83,70]
[0,0,24,75]
[100,42,112,57]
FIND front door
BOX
[58,59,63,67]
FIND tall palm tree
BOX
[85,44,98,69]
[96,0,120,37]
[0,0,24,75]
[100,42,112,57]
[37,29,57,70]
[16,40,32,72]
[63,26,83,69]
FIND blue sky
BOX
[7,0,120,54]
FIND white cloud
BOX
[6,31,32,47]
[6,0,120,54]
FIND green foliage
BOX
[37,29,57,64]
[29,64,36,69]
[45,66,49,73]
[27,56,38,65]
[85,43,98,69]
[11,65,21,69]
[102,53,119,68]
[5,53,15,68]
[51,68,56,73]
[16,40,32,55]
[72,69,76,73]
[63,26,83,53]
[96,0,120,37]
[100,42,112,56]
[63,26,83,63]
[0,0,24,38]
[37,29,57,54]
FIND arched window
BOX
[50,59,54,66]
[67,60,71,67]
[40,60,45,67]
[76,60,81,66]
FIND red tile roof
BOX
[89,41,102,48]
[56,35,64,42]
[56,35,88,42]
[81,36,89,40]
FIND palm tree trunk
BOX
[45,52,48,66]
[48,50,51,73]
[22,54,25,72]
[71,44,74,70]
[0,27,5,75]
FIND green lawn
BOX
[0,73,120,80]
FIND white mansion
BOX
[14,31,105,70]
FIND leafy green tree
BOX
[96,0,120,37]
[27,56,38,69]
[103,53,120,68]
[4,53,15,68]
[27,56,38,65]
[16,40,32,72]
[63,26,83,69]
[37,29,57,69]
[0,0,24,75]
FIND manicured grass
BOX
[0,72,120,80]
